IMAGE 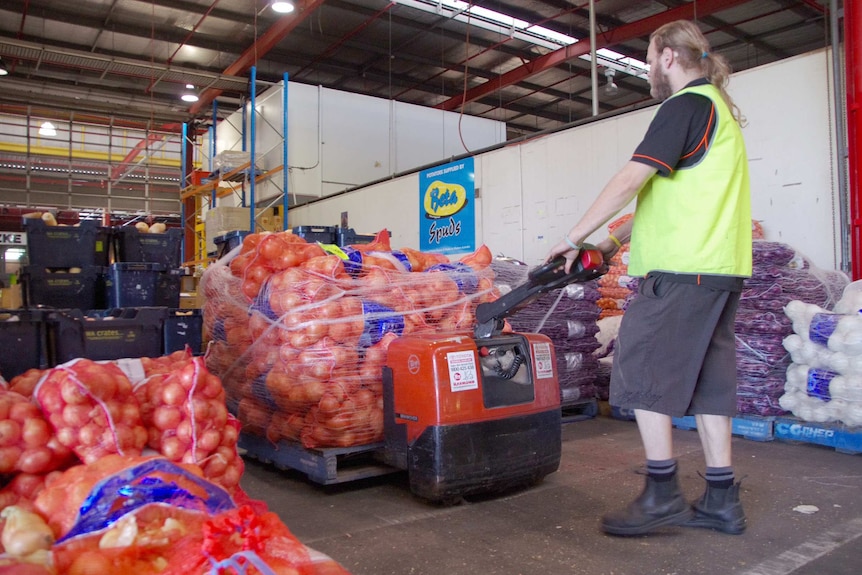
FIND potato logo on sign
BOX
[423,180,468,219]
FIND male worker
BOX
[546,19,752,536]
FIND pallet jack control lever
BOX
[473,246,608,339]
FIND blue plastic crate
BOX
[214,230,250,259]
[105,262,163,308]
[292,225,337,245]
[155,268,185,308]
[164,309,202,355]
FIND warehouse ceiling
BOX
[0,0,836,138]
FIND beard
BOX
[650,67,673,101]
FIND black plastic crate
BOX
[336,227,377,247]
[24,219,106,268]
[214,230,250,259]
[47,307,168,364]
[22,265,106,310]
[155,268,185,308]
[164,309,203,355]
[0,309,49,379]
[292,225,337,245]
[105,263,164,308]
[113,226,183,267]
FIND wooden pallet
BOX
[560,399,599,424]
[239,433,399,485]
[773,417,862,455]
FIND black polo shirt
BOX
[631,78,717,177]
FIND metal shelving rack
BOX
[179,69,290,267]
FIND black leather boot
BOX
[601,474,694,536]
[685,481,746,534]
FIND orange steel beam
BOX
[189,0,327,116]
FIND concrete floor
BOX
[239,415,862,575]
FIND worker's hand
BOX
[545,238,580,273]
[596,236,622,264]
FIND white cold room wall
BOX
[732,49,841,270]
[296,176,421,250]
[290,49,842,271]
[204,81,506,214]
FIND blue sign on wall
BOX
[419,157,475,255]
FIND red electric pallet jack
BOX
[382,247,607,503]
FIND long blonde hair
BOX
[650,20,745,125]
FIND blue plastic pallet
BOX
[238,432,398,484]
[609,407,773,442]
[610,406,636,421]
[773,418,862,455]
[561,399,599,424]
[672,415,774,442]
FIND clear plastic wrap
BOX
[780,289,862,426]
[203,230,500,449]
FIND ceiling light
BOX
[181,84,199,103]
[0,58,8,76]
[39,121,57,137]
[271,1,295,14]
[604,68,619,96]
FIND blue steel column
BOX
[283,72,289,231]
[249,65,257,232]
[181,122,188,262]
[211,100,218,207]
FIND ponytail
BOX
[651,20,746,125]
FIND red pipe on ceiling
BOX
[435,0,751,112]
[188,0,327,116]
[848,0,861,279]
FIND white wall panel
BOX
[732,49,840,270]
[320,88,392,189]
[480,145,524,259]
[291,176,421,250]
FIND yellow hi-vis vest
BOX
[628,83,752,278]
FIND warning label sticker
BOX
[447,350,479,392]
[532,342,554,379]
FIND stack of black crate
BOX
[109,225,202,355]
[21,218,110,311]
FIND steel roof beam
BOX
[436,0,752,112]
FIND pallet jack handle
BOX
[473,246,608,339]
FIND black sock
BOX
[647,458,677,482]
[705,466,734,489]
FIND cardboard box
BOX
[0,285,23,309]
[179,293,200,309]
